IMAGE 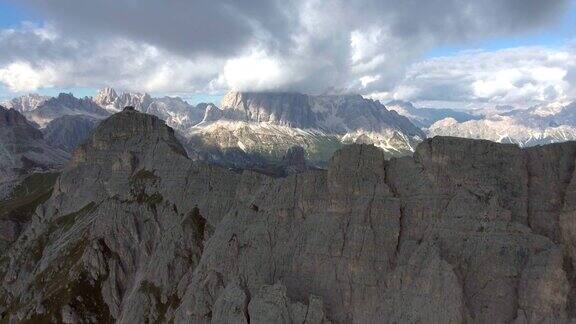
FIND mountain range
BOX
[1,107,576,322]
[428,101,576,146]
[386,100,480,128]
[4,87,576,170]
[186,91,423,166]
[2,88,425,169]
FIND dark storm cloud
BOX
[19,0,568,58]
[19,0,297,57]
[378,0,566,41]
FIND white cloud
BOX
[0,25,225,95]
[0,62,56,92]
[359,75,381,88]
[392,46,576,108]
[221,51,292,91]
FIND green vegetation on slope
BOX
[0,172,60,223]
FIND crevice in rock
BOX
[383,159,404,268]
[239,278,252,324]
[183,206,211,253]
[393,203,405,268]
[563,254,576,318]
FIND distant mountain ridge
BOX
[2,93,50,113]
[93,87,206,130]
[6,88,576,157]
[222,92,424,136]
[428,101,576,147]
[386,100,480,128]
[4,93,109,127]
[3,88,426,168]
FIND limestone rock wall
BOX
[2,108,576,324]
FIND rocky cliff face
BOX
[220,91,318,128]
[43,115,100,152]
[3,109,576,323]
[220,91,424,137]
[0,106,68,185]
[186,91,425,167]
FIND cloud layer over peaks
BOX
[0,0,571,107]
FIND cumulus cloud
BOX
[383,46,576,108]
[0,0,571,104]
[0,62,56,92]
[0,23,225,94]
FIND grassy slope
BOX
[0,172,60,223]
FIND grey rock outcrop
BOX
[0,108,242,322]
[281,145,307,174]
[175,137,576,323]
[220,91,424,139]
[199,104,224,124]
[3,107,576,323]
[0,106,68,185]
[43,115,100,152]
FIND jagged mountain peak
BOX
[94,86,119,105]
[93,106,179,141]
[0,105,38,130]
[221,90,308,106]
[2,93,50,112]
[218,90,423,134]
[72,107,188,167]
[25,92,110,128]
[93,87,152,113]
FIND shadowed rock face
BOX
[2,108,576,323]
[0,106,68,185]
[281,145,307,174]
[43,115,100,152]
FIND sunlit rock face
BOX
[185,91,425,168]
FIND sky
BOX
[0,0,574,108]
